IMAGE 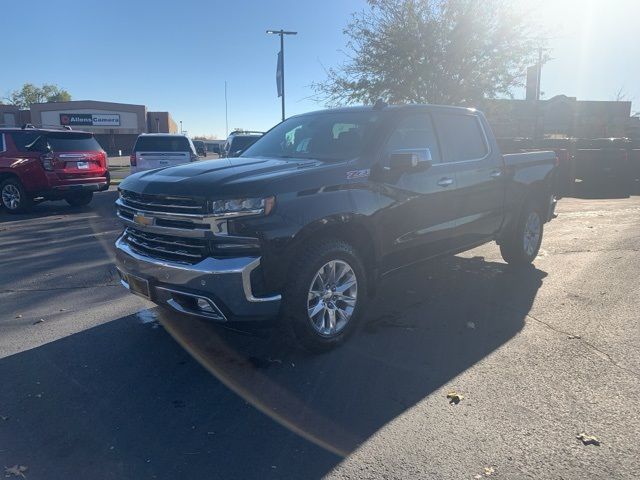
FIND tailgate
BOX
[54,151,107,177]
[136,151,190,170]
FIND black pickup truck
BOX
[115,104,557,350]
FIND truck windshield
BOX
[242,111,381,161]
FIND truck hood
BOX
[119,156,339,198]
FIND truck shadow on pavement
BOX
[0,255,545,480]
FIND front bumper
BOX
[114,235,281,321]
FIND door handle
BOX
[437,177,454,187]
[490,169,502,178]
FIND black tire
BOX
[500,199,544,267]
[65,191,94,207]
[1,177,33,214]
[282,239,368,352]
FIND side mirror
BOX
[388,148,432,171]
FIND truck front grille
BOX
[119,190,206,215]
[124,227,208,264]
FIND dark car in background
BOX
[0,126,109,213]
[574,137,630,190]
[222,131,263,157]
[193,140,207,157]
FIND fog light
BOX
[197,298,213,312]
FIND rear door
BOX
[377,112,462,272]
[133,136,192,172]
[432,112,503,245]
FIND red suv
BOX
[0,126,109,213]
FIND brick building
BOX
[482,95,632,140]
[2,100,177,155]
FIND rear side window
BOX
[134,136,191,152]
[433,113,488,162]
[384,113,442,163]
[46,133,102,152]
[9,132,40,151]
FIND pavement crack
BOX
[525,313,640,379]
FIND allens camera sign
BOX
[59,113,121,127]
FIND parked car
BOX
[115,104,557,351]
[130,134,198,173]
[574,138,630,190]
[222,131,263,157]
[192,140,207,157]
[0,125,109,213]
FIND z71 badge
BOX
[346,169,370,180]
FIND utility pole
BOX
[267,29,297,122]
[535,47,543,140]
[225,80,229,138]
[180,120,183,134]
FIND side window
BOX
[385,114,441,163]
[0,134,5,153]
[433,113,488,162]
[9,132,41,152]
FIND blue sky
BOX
[2,0,638,138]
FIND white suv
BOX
[130,134,198,173]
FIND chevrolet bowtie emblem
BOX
[133,213,154,226]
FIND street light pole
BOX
[180,120,183,134]
[267,29,297,122]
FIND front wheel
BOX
[65,191,93,207]
[500,200,544,267]
[1,178,33,214]
[282,239,367,352]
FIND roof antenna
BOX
[373,99,388,110]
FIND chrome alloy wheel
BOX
[2,184,21,210]
[307,260,358,336]
[523,211,541,257]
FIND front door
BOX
[375,112,462,273]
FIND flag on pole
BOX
[276,50,283,98]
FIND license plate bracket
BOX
[126,273,151,299]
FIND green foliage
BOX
[7,83,72,108]
[314,0,548,106]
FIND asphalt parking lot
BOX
[1,187,639,479]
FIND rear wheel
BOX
[282,239,367,352]
[500,199,544,267]
[1,178,33,214]
[65,191,94,207]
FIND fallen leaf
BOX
[4,465,28,478]
[33,319,44,325]
[447,391,464,405]
[1,415,9,421]
[568,334,581,340]
[15,315,22,319]
[484,466,495,476]
[466,321,476,329]
[577,433,600,446]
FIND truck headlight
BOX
[210,196,275,216]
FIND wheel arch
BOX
[287,215,380,296]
